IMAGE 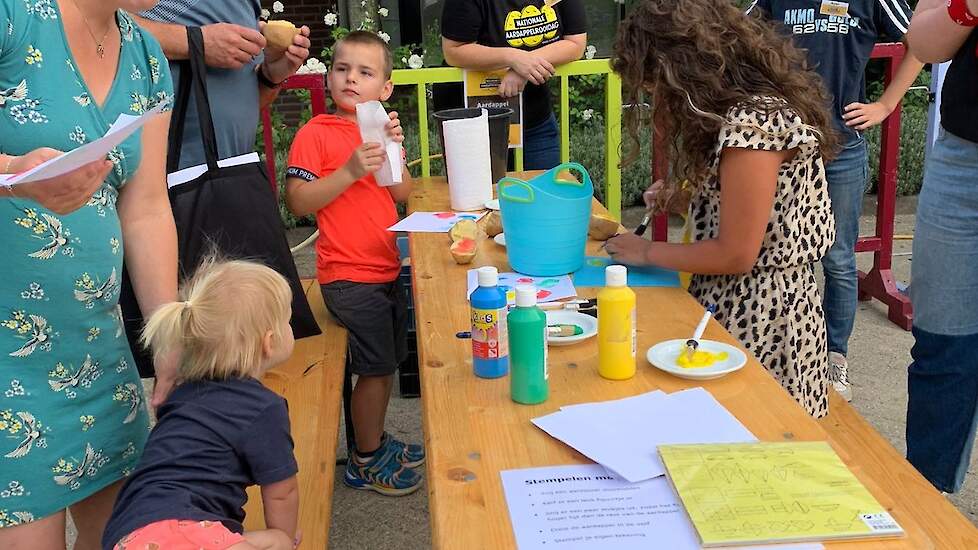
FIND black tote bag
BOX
[120,26,321,378]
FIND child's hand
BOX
[386,111,404,144]
[343,143,386,180]
[843,101,893,131]
[605,232,653,267]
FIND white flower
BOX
[408,54,423,69]
[272,1,284,13]
[581,109,594,121]
[401,56,407,64]
[378,7,389,17]
[324,12,338,26]
[260,8,270,20]
[297,57,328,74]
[378,31,390,43]
[585,45,597,60]
[360,0,366,6]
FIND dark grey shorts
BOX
[321,280,408,377]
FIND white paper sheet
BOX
[465,270,577,304]
[532,388,756,483]
[443,109,493,211]
[387,211,486,233]
[501,464,823,550]
[1,102,167,186]
[355,100,403,187]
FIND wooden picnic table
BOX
[408,174,978,550]
[243,279,347,549]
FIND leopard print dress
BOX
[687,98,835,418]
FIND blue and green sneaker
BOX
[381,432,425,469]
[344,442,423,496]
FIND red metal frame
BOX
[650,43,912,330]
[858,43,912,330]
[259,73,329,196]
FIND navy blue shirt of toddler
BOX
[101,377,297,549]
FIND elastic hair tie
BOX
[183,301,192,309]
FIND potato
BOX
[589,213,622,241]
[450,238,477,264]
[481,211,503,237]
[263,20,299,52]
[449,218,480,243]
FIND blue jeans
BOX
[522,113,560,171]
[907,128,978,493]
[821,137,869,357]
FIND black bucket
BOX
[433,107,513,185]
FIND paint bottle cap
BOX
[606,265,628,287]
[515,285,537,307]
[477,266,498,287]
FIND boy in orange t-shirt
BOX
[285,31,421,496]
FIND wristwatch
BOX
[256,64,284,89]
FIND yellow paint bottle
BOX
[598,265,637,380]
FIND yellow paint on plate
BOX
[676,350,729,369]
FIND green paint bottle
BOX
[509,285,548,405]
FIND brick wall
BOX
[261,1,336,123]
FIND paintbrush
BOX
[634,209,653,237]
[685,305,716,361]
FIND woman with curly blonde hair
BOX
[604,0,840,417]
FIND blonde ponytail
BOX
[140,301,192,367]
[141,258,294,382]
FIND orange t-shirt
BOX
[287,114,400,285]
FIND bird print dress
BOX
[0,1,172,526]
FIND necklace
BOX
[70,0,112,58]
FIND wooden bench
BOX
[819,393,978,548]
[243,279,347,549]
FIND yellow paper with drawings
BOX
[658,441,904,547]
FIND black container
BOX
[398,263,420,398]
[433,107,513,186]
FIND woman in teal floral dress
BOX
[0,1,178,548]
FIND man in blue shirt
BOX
[748,0,924,402]
[135,1,311,170]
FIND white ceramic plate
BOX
[646,339,747,380]
[485,199,500,211]
[494,233,506,247]
[546,310,597,346]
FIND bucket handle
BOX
[498,177,535,204]
[551,162,592,188]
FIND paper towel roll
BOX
[443,109,493,211]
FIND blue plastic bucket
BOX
[498,163,593,276]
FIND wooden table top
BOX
[408,175,978,550]
[243,279,347,550]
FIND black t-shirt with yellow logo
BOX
[442,0,587,128]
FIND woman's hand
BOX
[605,233,653,266]
[507,49,555,85]
[6,149,112,215]
[150,348,180,411]
[498,70,527,98]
